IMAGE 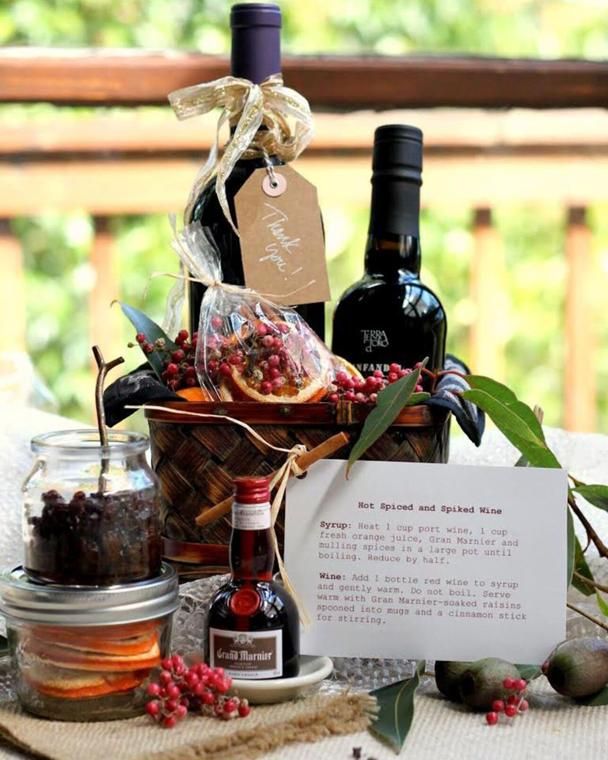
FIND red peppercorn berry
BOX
[144,657,252,729]
[486,711,499,726]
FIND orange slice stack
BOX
[22,622,161,700]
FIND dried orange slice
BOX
[206,315,333,403]
[25,634,161,672]
[25,664,145,699]
[227,366,327,403]
[332,355,363,382]
[176,387,212,402]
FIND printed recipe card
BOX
[285,461,568,664]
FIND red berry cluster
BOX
[326,362,425,404]
[135,330,198,392]
[485,677,529,726]
[207,317,305,396]
[145,654,251,729]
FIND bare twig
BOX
[573,571,608,595]
[567,602,608,633]
[568,491,608,559]
[532,405,544,425]
[92,345,124,492]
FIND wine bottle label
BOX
[232,501,272,530]
[356,362,391,374]
[209,628,283,678]
[361,328,390,352]
[234,165,331,306]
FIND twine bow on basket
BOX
[168,74,314,232]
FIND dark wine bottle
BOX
[207,476,300,679]
[332,124,446,379]
[189,2,325,340]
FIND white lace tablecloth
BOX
[1,404,607,759]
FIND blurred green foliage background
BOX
[2,0,608,429]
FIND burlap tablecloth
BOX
[0,678,606,760]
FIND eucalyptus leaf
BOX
[567,509,575,590]
[115,301,177,379]
[370,660,425,753]
[346,362,425,477]
[573,485,608,513]
[577,684,608,706]
[571,533,595,597]
[516,664,542,680]
[514,406,544,467]
[407,392,431,406]
[466,376,547,442]
[462,378,560,470]
[596,590,608,617]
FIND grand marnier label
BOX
[209,628,283,679]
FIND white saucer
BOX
[230,655,333,704]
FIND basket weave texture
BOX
[147,401,450,578]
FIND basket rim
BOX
[144,400,449,427]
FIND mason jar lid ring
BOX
[31,429,149,459]
[0,563,178,626]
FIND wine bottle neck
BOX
[230,528,274,580]
[364,234,421,277]
[229,496,274,580]
[365,177,422,275]
[231,4,281,83]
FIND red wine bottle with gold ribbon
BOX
[188,3,325,341]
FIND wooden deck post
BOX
[0,218,27,353]
[89,217,124,369]
[564,206,596,432]
[469,208,507,381]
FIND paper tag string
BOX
[168,74,313,233]
[126,404,311,624]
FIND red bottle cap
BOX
[229,587,261,616]
[234,475,271,504]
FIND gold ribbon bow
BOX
[168,74,314,233]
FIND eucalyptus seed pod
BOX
[542,637,608,698]
[458,657,521,710]
[434,661,471,702]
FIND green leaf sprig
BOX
[462,376,560,469]
[461,375,608,628]
[346,360,428,477]
[369,661,425,753]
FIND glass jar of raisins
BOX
[22,429,162,586]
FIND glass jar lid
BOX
[0,563,178,626]
[31,429,149,460]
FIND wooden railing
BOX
[1,50,607,430]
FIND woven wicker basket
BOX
[146,401,450,579]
